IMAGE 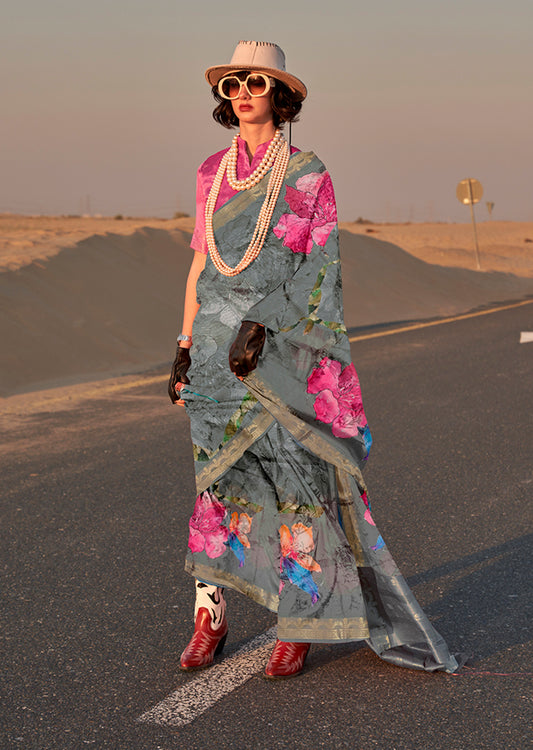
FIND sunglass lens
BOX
[220,76,241,99]
[247,74,268,96]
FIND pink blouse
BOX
[191,135,300,254]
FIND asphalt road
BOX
[2,303,532,750]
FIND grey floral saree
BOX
[182,149,460,672]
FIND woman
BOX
[169,40,461,679]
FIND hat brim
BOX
[205,64,307,100]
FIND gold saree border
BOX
[184,560,280,613]
[277,615,369,642]
[184,563,370,642]
[195,407,275,494]
[243,372,368,493]
[335,467,366,567]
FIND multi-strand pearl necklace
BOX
[226,129,284,190]
[205,129,290,277]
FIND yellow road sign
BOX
[456,178,483,205]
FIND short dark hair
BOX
[211,78,304,129]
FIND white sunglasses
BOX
[218,72,276,100]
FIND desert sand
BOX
[2,214,532,276]
[0,214,196,272]
[339,221,533,277]
[1,214,532,397]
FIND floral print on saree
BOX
[188,491,228,558]
[226,511,252,567]
[307,356,370,442]
[279,522,322,604]
[273,171,337,254]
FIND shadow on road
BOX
[221,533,533,676]
[406,533,533,662]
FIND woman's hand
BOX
[229,321,266,378]
[168,345,192,404]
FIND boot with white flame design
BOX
[180,581,228,671]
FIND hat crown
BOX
[229,40,286,73]
[204,40,307,100]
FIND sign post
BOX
[456,178,483,270]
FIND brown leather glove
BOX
[229,321,266,377]
[168,345,191,403]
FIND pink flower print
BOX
[273,214,313,255]
[188,491,228,558]
[273,171,337,254]
[307,357,367,438]
[307,357,342,396]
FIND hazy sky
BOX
[1,0,532,221]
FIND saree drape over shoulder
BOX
[182,147,460,673]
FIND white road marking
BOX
[137,627,277,728]
[520,331,533,343]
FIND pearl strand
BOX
[205,138,290,277]
[226,129,284,191]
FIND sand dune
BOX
[339,221,533,277]
[0,214,196,272]
[1,218,532,397]
[339,233,533,331]
[0,227,191,396]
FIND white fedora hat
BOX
[205,40,307,100]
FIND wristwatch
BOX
[177,334,192,344]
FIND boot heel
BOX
[215,632,227,656]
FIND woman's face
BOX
[230,71,274,126]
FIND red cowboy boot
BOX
[264,639,310,679]
[179,606,229,671]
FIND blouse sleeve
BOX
[190,167,208,254]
